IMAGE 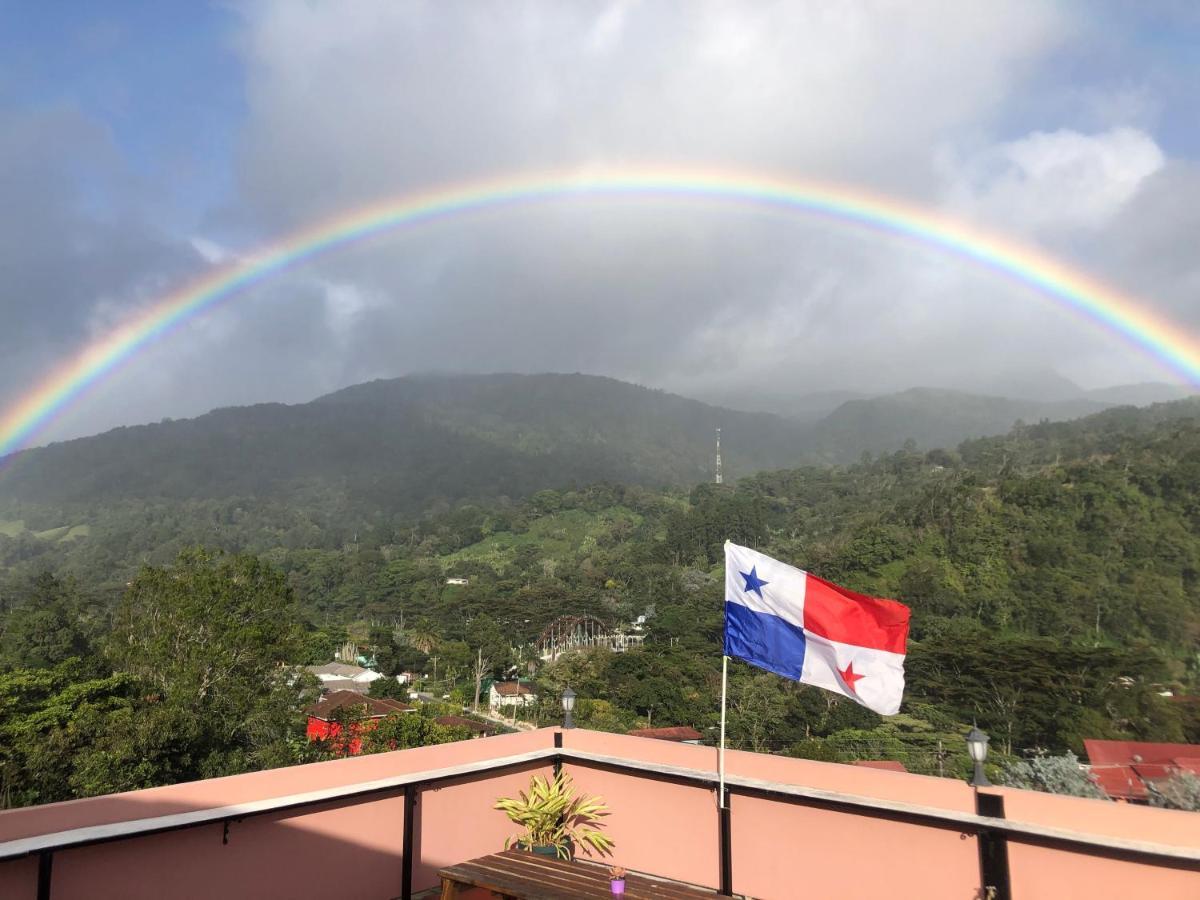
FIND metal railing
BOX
[2,736,1197,900]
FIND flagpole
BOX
[718,653,728,808]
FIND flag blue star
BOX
[740,566,769,598]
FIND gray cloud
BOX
[5,1,1200,448]
[0,104,205,421]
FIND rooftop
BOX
[306,662,374,679]
[627,726,704,743]
[305,690,413,721]
[0,729,1196,899]
[491,681,535,696]
[1084,739,1200,801]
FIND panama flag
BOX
[723,542,910,715]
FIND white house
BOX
[446,577,469,586]
[488,681,538,709]
[305,662,385,688]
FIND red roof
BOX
[1083,740,1200,801]
[305,691,413,721]
[492,682,535,696]
[628,726,704,743]
[851,760,908,773]
[1083,739,1200,766]
[1173,757,1200,775]
[1088,765,1149,801]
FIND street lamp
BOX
[561,687,577,730]
[966,726,991,787]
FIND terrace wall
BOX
[0,727,1195,899]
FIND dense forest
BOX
[0,373,1181,522]
[1,391,1199,808]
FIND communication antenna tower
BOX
[715,426,723,484]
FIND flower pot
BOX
[610,878,626,895]
[529,844,559,859]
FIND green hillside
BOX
[2,392,1199,810]
[0,373,810,512]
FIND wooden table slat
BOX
[452,856,613,899]
[438,850,717,899]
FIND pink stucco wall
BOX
[991,785,1200,900]
[0,728,1196,900]
[561,730,981,899]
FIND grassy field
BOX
[5,522,91,542]
[444,507,642,572]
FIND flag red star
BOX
[839,661,865,694]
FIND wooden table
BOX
[437,850,718,899]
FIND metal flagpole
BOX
[718,653,729,807]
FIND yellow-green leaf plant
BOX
[493,770,615,860]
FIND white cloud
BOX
[15,1,1200,448]
[938,127,1165,235]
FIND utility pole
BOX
[714,426,723,485]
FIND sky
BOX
[2,1,1200,445]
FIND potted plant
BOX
[609,865,627,895]
[494,770,614,860]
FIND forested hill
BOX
[0,374,809,511]
[1,388,1199,775]
[2,372,1186,519]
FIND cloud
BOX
[938,127,1165,235]
[219,0,1192,398]
[6,1,1200,449]
[0,103,204,417]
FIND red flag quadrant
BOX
[723,541,911,715]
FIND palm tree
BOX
[405,623,440,654]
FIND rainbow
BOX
[3,166,1199,461]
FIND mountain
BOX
[806,388,1112,457]
[0,374,812,513]
[3,372,1194,525]
[1083,382,1199,406]
[692,387,871,422]
[951,368,1085,402]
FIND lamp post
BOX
[562,687,576,730]
[966,726,991,787]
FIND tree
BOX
[472,648,491,712]
[358,713,472,754]
[0,573,93,672]
[1001,752,1107,800]
[727,674,787,753]
[368,676,408,701]
[108,550,312,776]
[1147,772,1200,811]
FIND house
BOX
[488,681,537,709]
[434,715,499,739]
[445,577,469,586]
[1083,739,1200,802]
[305,690,414,755]
[305,661,384,690]
[628,726,704,744]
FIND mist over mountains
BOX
[1,372,1195,516]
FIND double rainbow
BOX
[2,167,1198,461]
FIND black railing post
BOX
[975,792,1011,900]
[718,788,732,896]
[401,784,417,900]
[36,850,53,900]
[553,730,563,778]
